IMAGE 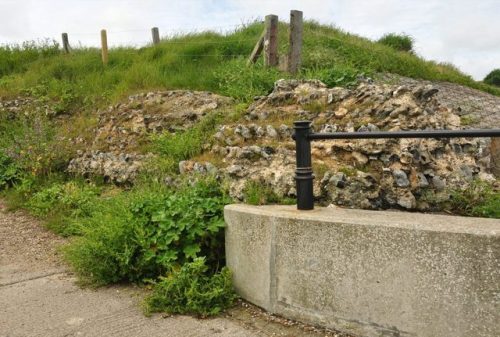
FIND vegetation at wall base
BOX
[144,258,236,317]
[445,180,500,218]
[62,177,229,286]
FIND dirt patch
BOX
[0,200,67,271]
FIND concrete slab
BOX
[225,204,500,337]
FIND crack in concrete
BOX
[0,270,66,287]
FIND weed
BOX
[446,180,500,218]
[144,258,236,317]
[338,166,357,177]
[243,180,295,205]
[460,115,479,126]
[302,100,326,114]
[0,151,20,189]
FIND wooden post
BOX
[151,27,160,45]
[247,30,265,65]
[61,33,70,53]
[287,10,303,74]
[264,15,279,67]
[101,29,108,65]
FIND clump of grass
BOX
[377,33,414,53]
[26,180,102,236]
[446,180,499,218]
[243,180,295,205]
[460,115,479,126]
[150,112,222,173]
[144,258,236,317]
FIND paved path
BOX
[0,201,346,337]
[0,201,266,337]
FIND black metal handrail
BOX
[293,120,500,210]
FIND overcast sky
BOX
[0,0,499,80]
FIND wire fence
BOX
[1,11,302,73]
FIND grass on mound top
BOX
[0,21,499,113]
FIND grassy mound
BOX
[1,21,498,112]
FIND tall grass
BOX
[1,21,498,110]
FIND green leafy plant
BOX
[484,69,500,87]
[377,33,414,53]
[0,151,20,189]
[144,257,236,317]
[64,178,230,285]
[26,180,101,235]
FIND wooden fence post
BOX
[264,14,279,67]
[151,27,160,45]
[61,33,70,53]
[247,31,265,65]
[288,10,303,74]
[101,29,108,65]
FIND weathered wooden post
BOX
[151,27,160,45]
[100,29,108,66]
[287,10,303,74]
[61,33,70,53]
[264,14,279,67]
[247,31,265,65]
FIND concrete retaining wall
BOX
[224,205,500,337]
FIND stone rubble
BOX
[185,79,498,211]
[63,79,499,211]
[67,90,231,182]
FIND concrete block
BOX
[225,205,500,337]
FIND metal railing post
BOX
[294,121,314,210]
[292,120,500,211]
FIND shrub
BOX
[64,177,229,285]
[484,69,500,87]
[377,33,414,53]
[144,258,236,317]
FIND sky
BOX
[0,0,499,80]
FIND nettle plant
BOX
[131,179,229,279]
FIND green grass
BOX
[1,21,499,113]
[377,33,414,53]
[446,180,500,218]
[144,258,236,317]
